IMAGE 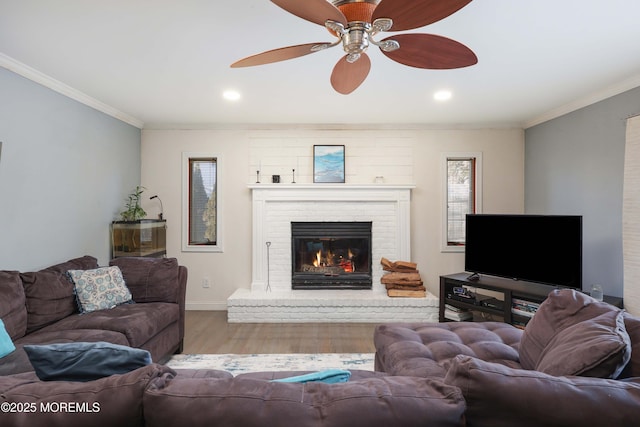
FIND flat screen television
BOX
[464,214,582,289]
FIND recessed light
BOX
[434,90,452,101]
[223,90,241,101]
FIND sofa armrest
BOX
[444,355,640,427]
[109,257,187,350]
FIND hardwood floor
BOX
[183,311,379,354]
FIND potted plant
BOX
[112,186,167,257]
[119,186,147,221]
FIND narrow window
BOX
[183,153,223,252]
[442,153,482,252]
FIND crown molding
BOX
[0,53,144,129]
[524,73,640,129]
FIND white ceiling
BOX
[1,0,640,129]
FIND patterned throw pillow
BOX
[67,266,133,314]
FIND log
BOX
[387,289,426,298]
[385,284,426,291]
[394,260,418,270]
[384,282,424,289]
[381,257,418,272]
[381,272,422,284]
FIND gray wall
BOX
[0,67,141,270]
[525,86,640,298]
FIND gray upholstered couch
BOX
[0,255,186,375]
[374,289,640,426]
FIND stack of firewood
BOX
[380,257,426,297]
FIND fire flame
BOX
[311,248,355,272]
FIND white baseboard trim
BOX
[186,301,228,311]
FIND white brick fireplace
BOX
[227,184,439,322]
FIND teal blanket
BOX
[272,369,351,384]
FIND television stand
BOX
[439,273,623,328]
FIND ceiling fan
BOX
[231,0,478,95]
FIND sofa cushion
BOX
[374,322,522,378]
[110,257,180,303]
[143,373,466,427]
[24,341,152,382]
[0,318,16,358]
[536,310,631,378]
[519,289,619,370]
[20,271,77,333]
[444,355,640,427]
[0,271,27,340]
[68,266,133,313]
[40,255,99,274]
[0,363,173,427]
[36,302,178,348]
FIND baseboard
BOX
[186,301,227,311]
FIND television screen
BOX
[464,214,582,289]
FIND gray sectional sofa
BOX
[3,263,640,426]
[0,255,186,375]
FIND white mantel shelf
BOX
[247,184,417,190]
[227,182,439,323]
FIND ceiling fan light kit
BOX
[231,0,477,95]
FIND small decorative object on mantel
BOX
[380,257,426,298]
[272,175,280,183]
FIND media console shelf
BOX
[440,273,623,328]
[441,273,559,328]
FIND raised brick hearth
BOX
[227,184,439,323]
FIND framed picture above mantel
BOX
[313,145,345,183]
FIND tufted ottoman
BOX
[373,322,524,378]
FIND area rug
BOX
[165,353,375,376]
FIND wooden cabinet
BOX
[111,220,166,258]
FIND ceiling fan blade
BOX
[330,53,371,95]
[373,0,472,31]
[380,34,477,69]
[271,0,347,27]
[231,42,333,68]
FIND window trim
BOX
[441,152,483,253]
[182,152,224,253]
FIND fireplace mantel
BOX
[227,182,439,323]
[248,183,416,191]
[249,183,415,293]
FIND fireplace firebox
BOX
[291,222,372,290]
